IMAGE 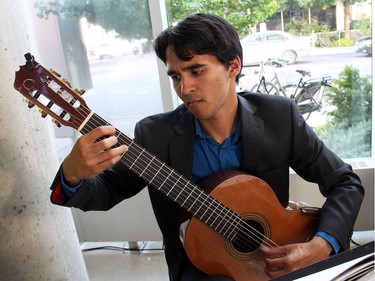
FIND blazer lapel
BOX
[238,95,265,173]
[168,110,195,180]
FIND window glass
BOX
[165,0,372,160]
[242,34,263,46]
[265,34,285,42]
[30,1,164,162]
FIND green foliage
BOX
[34,0,152,40]
[165,0,281,35]
[281,0,336,11]
[35,0,282,39]
[325,65,372,128]
[353,18,371,36]
[330,38,354,47]
[315,65,372,158]
[315,119,372,158]
[285,20,329,35]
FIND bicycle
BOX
[249,58,293,96]
[243,58,334,121]
[293,75,333,121]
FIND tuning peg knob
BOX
[74,89,86,96]
[50,69,61,77]
[24,99,35,108]
[62,78,71,88]
[52,118,61,127]
[38,109,48,118]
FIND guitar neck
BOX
[81,112,242,240]
[13,54,243,242]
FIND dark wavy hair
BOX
[154,13,243,82]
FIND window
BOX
[28,1,168,162]
[24,0,373,162]
[165,1,373,161]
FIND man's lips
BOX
[187,99,203,107]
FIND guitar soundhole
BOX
[232,219,265,253]
[225,213,271,260]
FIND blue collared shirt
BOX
[191,118,243,184]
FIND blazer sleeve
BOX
[240,93,364,251]
[49,158,147,211]
[289,101,364,251]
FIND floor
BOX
[82,241,169,281]
[82,231,374,281]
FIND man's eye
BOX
[193,69,204,75]
[170,75,180,81]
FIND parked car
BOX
[240,31,312,65]
[355,36,372,56]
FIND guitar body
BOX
[180,171,320,281]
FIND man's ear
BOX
[229,56,242,77]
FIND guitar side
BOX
[181,173,319,281]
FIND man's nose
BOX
[180,76,195,95]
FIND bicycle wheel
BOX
[295,81,331,121]
[280,83,298,98]
[251,81,280,95]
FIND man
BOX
[50,13,364,280]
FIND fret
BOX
[149,163,165,185]
[129,148,145,170]
[166,174,182,196]
[226,217,242,241]
[125,138,136,149]
[217,207,233,234]
[180,184,197,207]
[206,202,222,230]
[158,168,174,191]
[78,111,94,132]
[187,189,204,212]
[174,181,189,203]
[139,155,155,177]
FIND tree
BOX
[325,65,372,127]
[340,0,368,40]
[35,0,281,40]
[34,0,152,40]
[281,0,336,24]
[166,0,281,35]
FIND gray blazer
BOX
[51,92,364,280]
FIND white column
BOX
[0,1,89,280]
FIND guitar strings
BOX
[105,118,277,250]
[71,106,278,251]
[61,99,279,250]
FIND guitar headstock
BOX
[14,53,90,130]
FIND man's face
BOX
[165,47,240,121]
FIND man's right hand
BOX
[62,126,128,186]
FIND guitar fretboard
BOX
[80,112,243,241]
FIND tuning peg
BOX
[24,98,35,108]
[51,118,61,127]
[62,78,71,88]
[50,69,61,77]
[27,101,35,108]
[38,108,48,118]
[74,89,86,96]
[25,53,36,70]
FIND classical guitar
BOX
[14,53,320,281]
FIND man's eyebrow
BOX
[167,63,206,76]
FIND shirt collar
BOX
[194,117,242,143]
